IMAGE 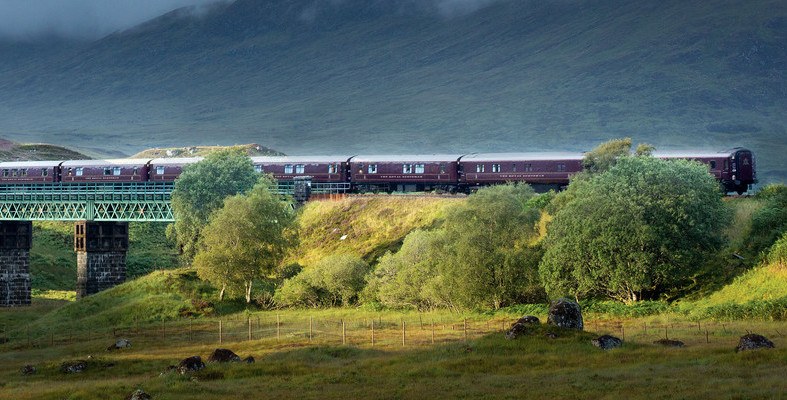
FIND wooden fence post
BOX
[248,317,252,341]
[463,319,468,342]
[277,314,281,341]
[342,320,346,345]
[431,320,435,345]
[402,320,406,346]
[309,316,313,342]
[371,320,375,347]
[219,320,223,344]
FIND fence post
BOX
[431,320,435,345]
[463,319,468,342]
[189,319,193,342]
[402,320,406,346]
[705,329,709,344]
[219,320,223,344]
[309,316,313,342]
[371,320,375,347]
[277,314,281,341]
[248,317,252,341]
[342,320,346,345]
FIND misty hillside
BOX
[0,0,785,183]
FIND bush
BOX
[275,254,369,307]
[746,184,787,259]
[768,233,787,268]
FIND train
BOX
[0,148,757,194]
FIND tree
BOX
[582,137,632,173]
[439,183,545,309]
[169,149,259,262]
[274,253,369,307]
[539,156,729,303]
[193,177,298,302]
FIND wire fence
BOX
[1,315,785,351]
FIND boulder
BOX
[107,338,132,351]
[547,298,584,330]
[20,365,36,375]
[60,360,88,374]
[653,339,685,348]
[243,356,255,364]
[208,349,241,363]
[505,322,532,340]
[735,334,775,352]
[125,389,152,400]
[177,356,205,374]
[592,335,623,350]
[515,315,540,325]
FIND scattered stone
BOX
[208,349,241,363]
[242,356,255,364]
[60,360,88,374]
[505,322,533,340]
[515,315,540,325]
[545,332,558,339]
[547,298,584,330]
[177,356,205,374]
[653,339,685,348]
[125,389,152,400]
[107,338,132,351]
[736,334,775,352]
[592,335,623,350]
[20,365,36,375]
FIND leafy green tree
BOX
[539,156,729,303]
[440,183,545,309]
[193,177,298,303]
[275,254,369,307]
[582,137,632,173]
[363,229,448,310]
[169,149,258,261]
[746,184,787,259]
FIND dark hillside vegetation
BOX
[0,0,784,183]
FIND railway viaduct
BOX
[0,179,318,306]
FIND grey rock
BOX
[592,335,623,350]
[243,356,255,364]
[125,389,152,400]
[505,322,532,340]
[736,334,775,352]
[547,298,584,330]
[177,356,205,374]
[60,360,88,373]
[208,348,241,363]
[107,338,132,351]
[515,315,540,325]
[20,365,36,375]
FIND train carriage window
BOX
[156,166,165,175]
[724,160,729,170]
[403,164,413,174]
[524,163,533,172]
[476,164,485,173]
[492,164,501,173]
[255,165,263,173]
[439,164,446,174]
[709,161,717,170]
[113,167,121,176]
[11,169,17,177]
[2,169,7,177]
[328,164,337,174]
[76,168,83,176]
[42,169,48,177]
[512,164,516,172]
[295,164,305,174]
[415,164,425,174]
[368,164,377,174]
[284,164,293,174]
[104,167,112,176]
[557,164,566,172]
[132,167,138,175]
[22,169,28,176]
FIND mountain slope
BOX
[0,0,785,183]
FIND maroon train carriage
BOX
[459,152,584,190]
[350,155,462,192]
[148,158,203,182]
[0,161,60,184]
[60,159,151,183]
[250,156,350,183]
[653,147,756,194]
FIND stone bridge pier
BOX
[75,221,128,299]
[0,221,32,307]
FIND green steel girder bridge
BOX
[0,181,350,221]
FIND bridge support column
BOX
[75,221,128,299]
[0,221,32,307]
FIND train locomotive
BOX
[0,148,757,194]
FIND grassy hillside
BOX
[0,0,784,184]
[131,143,283,158]
[0,139,90,161]
[291,196,462,267]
